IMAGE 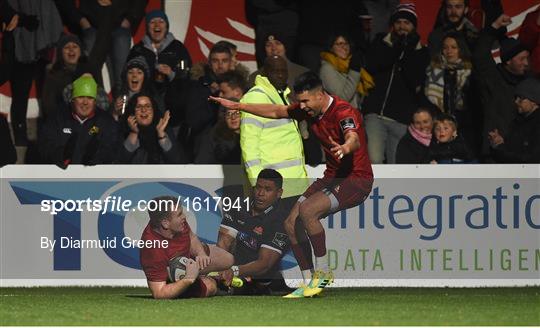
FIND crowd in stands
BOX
[1,0,539,168]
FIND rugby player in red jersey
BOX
[210,72,373,298]
[140,195,233,299]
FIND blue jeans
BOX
[364,113,407,164]
[82,26,132,92]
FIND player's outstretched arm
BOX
[209,96,290,119]
[329,131,360,159]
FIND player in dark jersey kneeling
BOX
[210,72,374,298]
[217,169,294,296]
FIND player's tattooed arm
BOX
[209,96,290,119]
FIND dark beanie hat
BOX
[515,78,540,105]
[263,32,287,45]
[500,37,528,63]
[390,3,418,27]
[57,34,82,52]
[146,10,169,29]
[125,56,150,77]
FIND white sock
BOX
[301,269,312,284]
[315,255,328,272]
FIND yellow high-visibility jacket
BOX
[240,75,308,197]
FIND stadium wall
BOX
[1,164,539,287]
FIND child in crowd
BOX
[430,114,475,164]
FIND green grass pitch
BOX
[1,287,539,325]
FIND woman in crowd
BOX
[396,108,434,164]
[42,34,111,120]
[118,93,185,164]
[319,33,371,108]
[194,106,241,164]
[425,32,478,154]
[111,56,162,121]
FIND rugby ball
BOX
[167,256,190,282]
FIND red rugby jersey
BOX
[139,223,192,282]
[289,95,373,185]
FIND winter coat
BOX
[429,135,475,163]
[492,109,540,163]
[127,33,192,84]
[118,126,183,164]
[39,108,120,166]
[363,33,430,125]
[395,130,431,164]
[473,26,527,154]
[194,124,241,165]
[319,56,361,109]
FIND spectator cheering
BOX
[118,93,185,164]
[112,56,163,121]
[57,0,147,94]
[42,34,86,119]
[127,10,192,90]
[473,14,530,159]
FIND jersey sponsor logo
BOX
[340,117,356,131]
[63,128,72,134]
[272,232,288,249]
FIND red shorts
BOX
[303,176,373,214]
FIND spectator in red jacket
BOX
[519,8,540,77]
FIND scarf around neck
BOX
[408,124,432,147]
[320,51,375,96]
[320,51,351,73]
